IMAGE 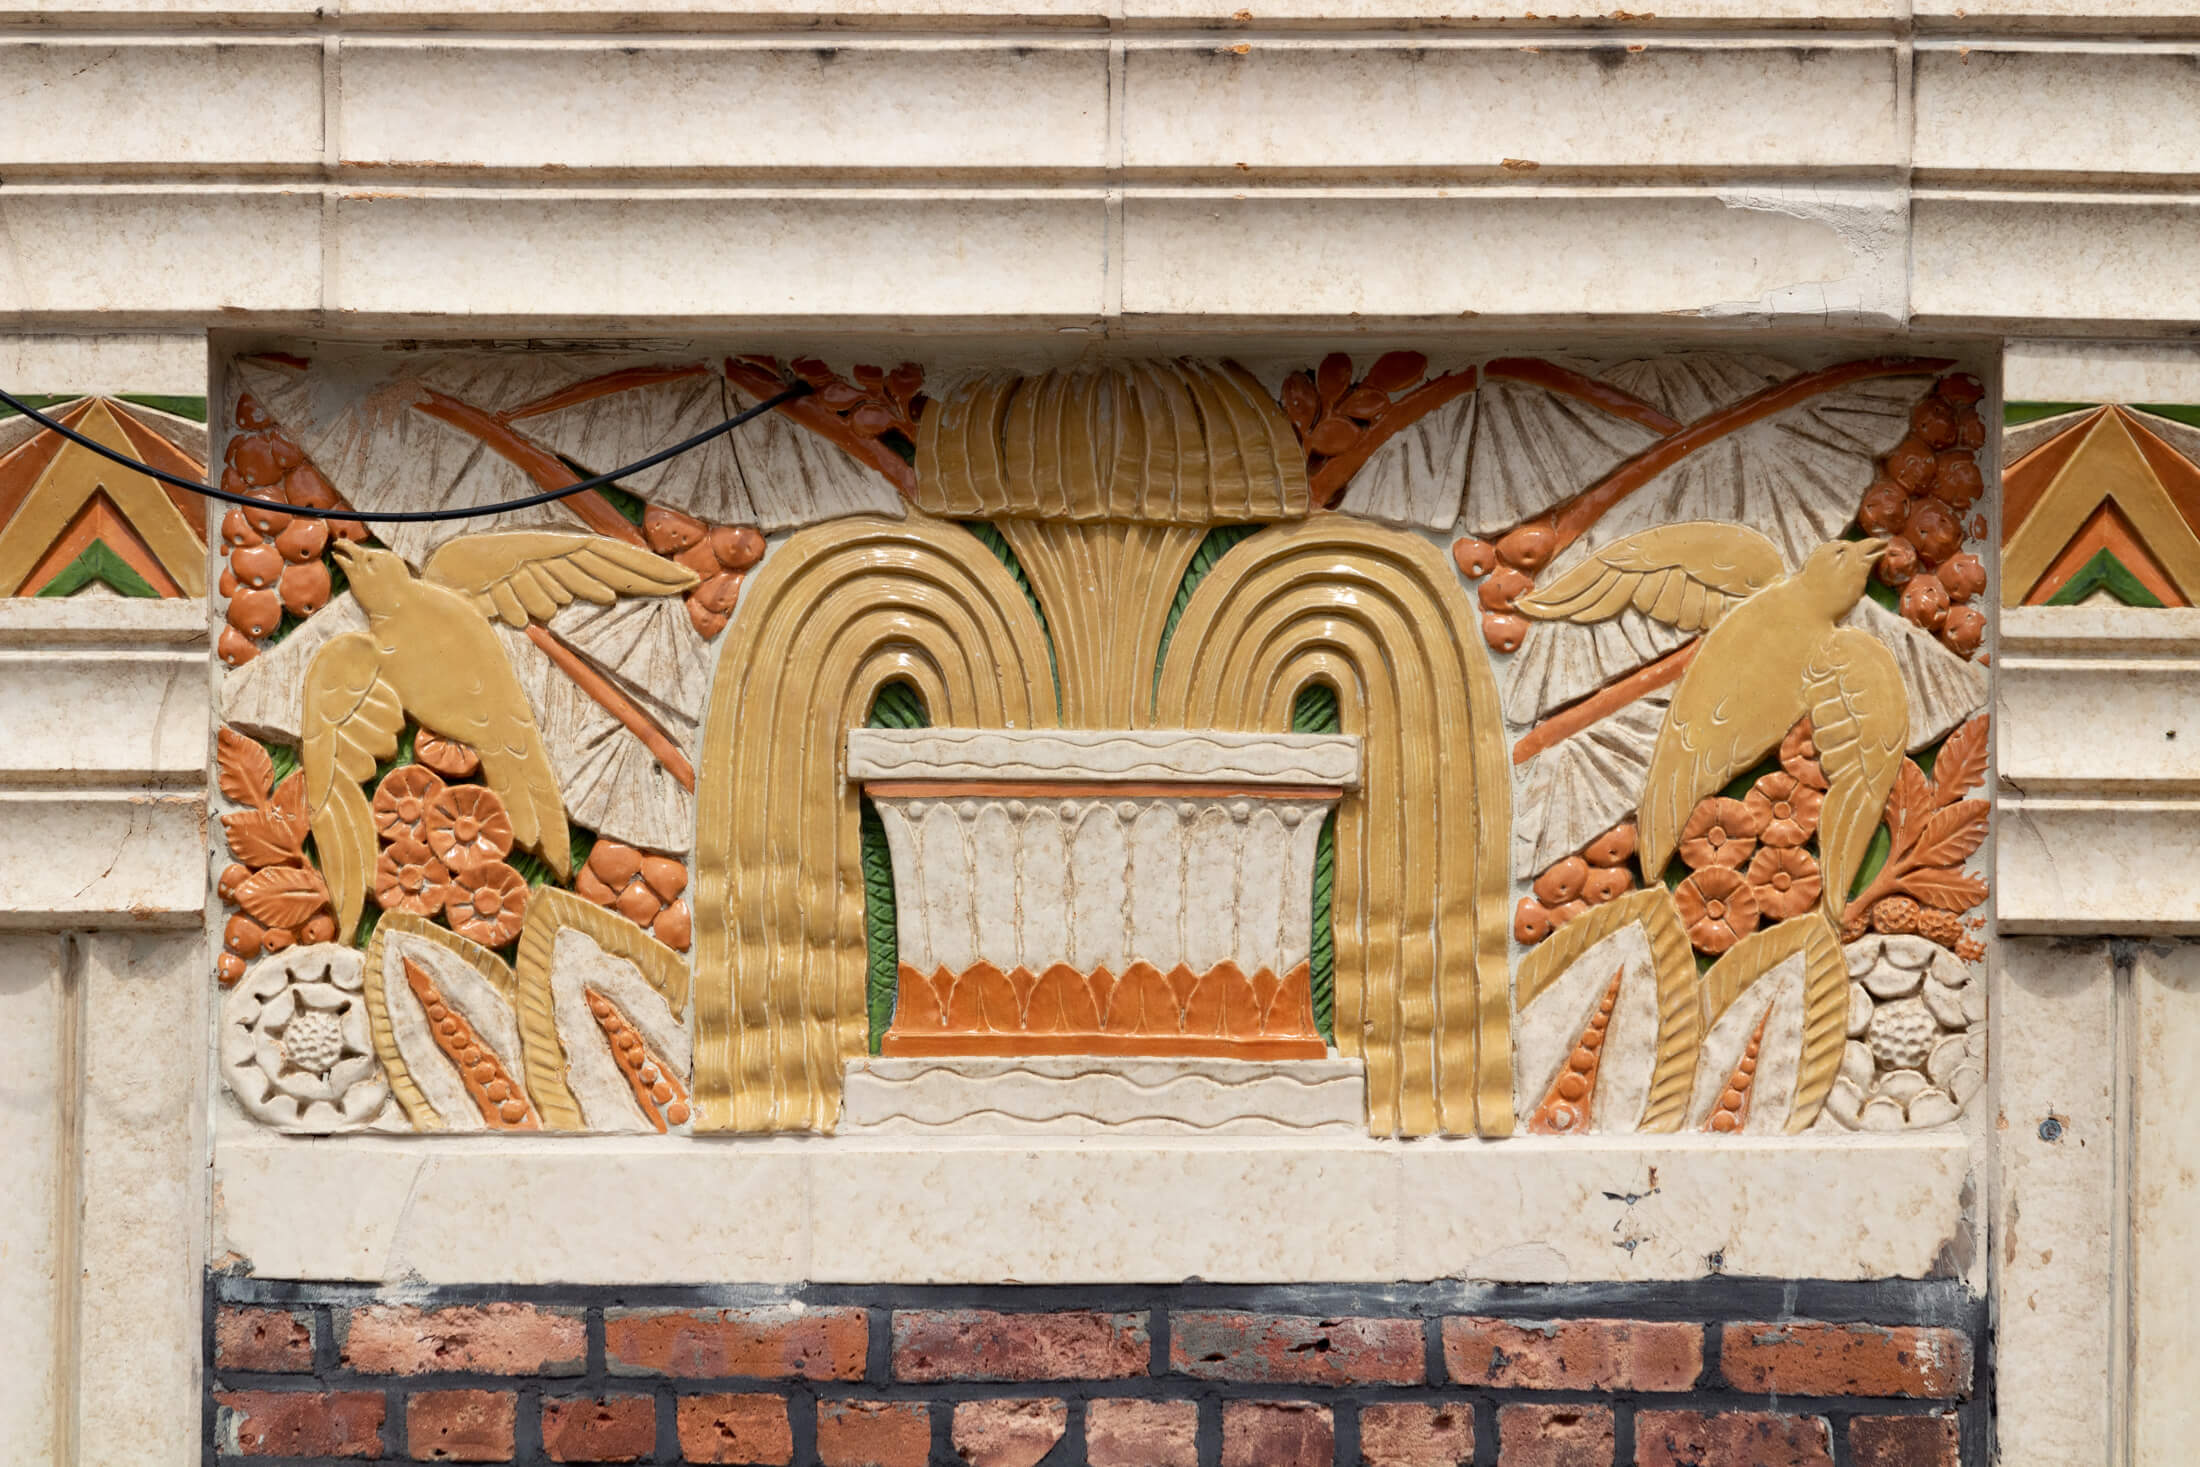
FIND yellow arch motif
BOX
[1154,518,1514,1137]
[689,512,1058,1132]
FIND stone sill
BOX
[212,1127,1971,1287]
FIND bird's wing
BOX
[422,533,700,629]
[1802,627,1909,925]
[1517,524,1787,633]
[1635,618,1801,879]
[301,632,403,943]
[455,672,573,881]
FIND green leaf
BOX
[959,520,1057,702]
[1849,822,1893,900]
[1154,524,1263,703]
[262,739,300,786]
[369,723,418,788]
[597,484,648,527]
[353,899,383,952]
[2132,403,2200,430]
[1292,682,1341,1044]
[2044,547,2167,608]
[861,683,928,1054]
[34,540,161,598]
[2004,400,2098,426]
[116,394,209,423]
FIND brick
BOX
[340,1302,587,1376]
[607,1306,867,1381]
[1495,1404,1614,1467]
[1360,1402,1475,1466]
[952,1398,1067,1467]
[818,1399,932,1467]
[676,1394,794,1466]
[1719,1322,1973,1400]
[893,1309,1149,1382]
[1221,1401,1334,1467]
[541,1395,656,1463]
[407,1389,516,1462]
[1635,1410,1833,1467]
[1086,1399,1199,1467]
[215,1305,316,1374]
[1442,1317,1701,1392]
[1173,1312,1425,1386]
[216,1389,386,1458]
[1850,1413,1962,1467]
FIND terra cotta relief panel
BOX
[207,345,1992,1140]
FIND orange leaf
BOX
[1909,799,1989,869]
[1316,353,1353,410]
[1279,373,1320,434]
[1338,386,1392,421]
[1931,714,1990,807]
[221,809,297,870]
[1305,416,1361,458]
[216,728,274,808]
[1361,350,1428,394]
[235,865,331,929]
[271,770,308,842]
[1886,759,1932,850]
[1900,867,1989,913]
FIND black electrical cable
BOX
[0,379,815,525]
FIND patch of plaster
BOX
[1707,183,1905,324]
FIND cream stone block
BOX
[75,933,204,1467]
[216,1133,1974,1285]
[0,40,322,169]
[0,793,206,927]
[0,332,206,396]
[214,1133,810,1282]
[848,728,1361,785]
[0,936,64,1467]
[1121,187,1904,322]
[2133,942,2200,1467]
[1393,1134,1972,1282]
[0,645,209,787]
[1993,940,2118,1467]
[1123,39,1897,173]
[1913,192,2200,325]
[0,188,321,321]
[338,39,1108,173]
[839,1057,1367,1134]
[1996,607,2200,932]
[1917,44,2200,179]
[327,190,1105,321]
[2004,339,2200,404]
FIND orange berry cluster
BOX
[574,840,692,951]
[216,394,363,668]
[641,507,765,639]
[1513,822,1638,945]
[1527,971,1619,1134]
[1857,373,1989,657]
[1451,522,1558,653]
[217,865,338,984]
[1705,1010,1768,1133]
[403,957,536,1128]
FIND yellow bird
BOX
[1517,525,1909,924]
[304,533,699,942]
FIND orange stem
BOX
[414,390,648,548]
[1484,358,1684,436]
[1313,368,1479,507]
[522,624,696,792]
[1511,638,1701,765]
[724,357,919,498]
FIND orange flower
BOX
[1745,772,1823,848]
[374,837,454,917]
[414,730,481,778]
[1678,797,1764,870]
[426,784,514,874]
[1780,719,1829,791]
[1747,845,1823,921]
[448,860,528,947]
[1675,867,1760,955]
[372,765,446,841]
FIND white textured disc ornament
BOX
[1823,934,1984,1131]
[221,943,389,1131]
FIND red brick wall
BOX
[206,1280,1984,1465]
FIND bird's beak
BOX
[329,537,357,568]
[1854,537,1889,565]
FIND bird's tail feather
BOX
[312,777,377,944]
[480,739,572,880]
